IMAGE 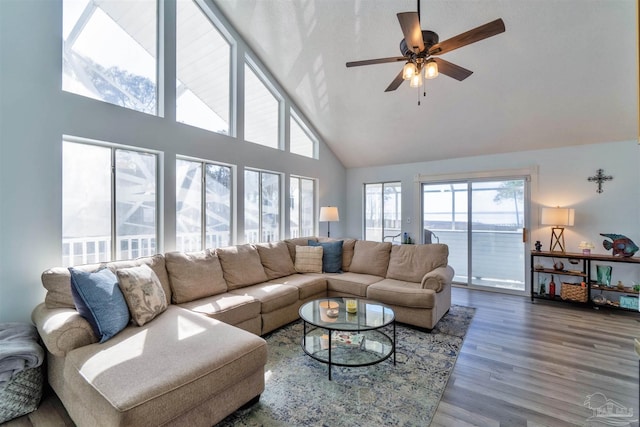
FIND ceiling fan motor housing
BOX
[400,30,439,56]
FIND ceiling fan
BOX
[346,1,505,94]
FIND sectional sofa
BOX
[31,237,454,426]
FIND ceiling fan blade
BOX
[432,58,473,81]
[429,18,505,56]
[384,69,405,92]
[397,12,425,53]
[346,56,407,67]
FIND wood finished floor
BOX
[5,287,639,427]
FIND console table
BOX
[530,251,640,312]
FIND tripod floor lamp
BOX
[319,206,339,238]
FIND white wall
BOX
[346,140,640,287]
[0,0,346,322]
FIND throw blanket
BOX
[0,323,44,389]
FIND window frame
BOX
[175,0,236,135]
[244,168,283,243]
[289,108,318,159]
[289,175,316,238]
[363,181,402,242]
[243,55,285,150]
[62,136,162,266]
[62,0,159,116]
[176,156,235,251]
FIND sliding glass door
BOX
[422,178,528,292]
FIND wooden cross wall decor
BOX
[587,169,613,193]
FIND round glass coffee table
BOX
[299,298,395,380]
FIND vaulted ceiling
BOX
[214,0,638,168]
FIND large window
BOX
[176,0,231,134]
[290,110,317,158]
[290,176,315,238]
[63,139,158,266]
[364,182,402,242]
[176,159,233,251]
[62,0,158,115]
[244,62,280,149]
[244,169,281,243]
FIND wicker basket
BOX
[560,282,588,303]
[0,366,43,423]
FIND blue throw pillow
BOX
[308,240,343,273]
[69,267,130,343]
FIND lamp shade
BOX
[424,60,438,79]
[541,207,575,226]
[409,72,423,88]
[319,206,339,222]
[402,62,417,80]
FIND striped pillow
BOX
[294,245,323,273]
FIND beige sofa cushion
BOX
[254,241,297,280]
[42,255,171,309]
[216,244,268,290]
[43,264,102,309]
[349,240,392,277]
[284,236,318,262]
[178,293,261,326]
[229,283,299,314]
[386,244,449,283]
[325,272,383,297]
[367,278,436,309]
[268,274,327,300]
[341,238,357,272]
[165,250,227,304]
[63,306,267,426]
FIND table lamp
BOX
[541,206,574,252]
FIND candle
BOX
[345,299,357,313]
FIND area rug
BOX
[216,305,475,427]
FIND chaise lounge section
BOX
[32,237,454,426]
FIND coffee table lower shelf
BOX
[301,324,396,380]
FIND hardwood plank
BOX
[439,287,639,427]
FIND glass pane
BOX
[423,183,468,282]
[383,182,402,241]
[176,159,202,252]
[470,180,525,290]
[62,0,157,115]
[364,183,382,241]
[244,64,279,148]
[289,177,300,237]
[176,0,230,134]
[300,178,315,236]
[290,113,315,158]
[115,149,157,260]
[206,164,232,248]
[62,141,112,266]
[261,172,280,242]
[244,170,260,243]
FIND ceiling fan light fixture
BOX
[409,71,422,88]
[402,62,417,80]
[424,60,438,79]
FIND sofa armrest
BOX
[31,303,97,357]
[420,265,455,292]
